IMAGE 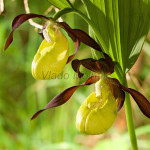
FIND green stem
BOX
[53,8,94,30]
[120,75,138,150]
[53,8,75,20]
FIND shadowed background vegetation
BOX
[0,0,150,149]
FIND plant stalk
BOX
[121,76,138,150]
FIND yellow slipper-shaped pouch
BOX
[32,22,69,80]
[76,77,117,134]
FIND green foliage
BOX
[48,0,150,74]
[48,0,71,9]
[93,125,150,150]
[82,0,150,73]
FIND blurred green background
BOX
[0,0,150,149]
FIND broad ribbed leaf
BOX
[82,0,150,72]
[48,0,71,9]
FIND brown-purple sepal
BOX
[121,85,150,119]
[58,22,102,52]
[4,13,49,50]
[31,76,100,120]
[107,78,125,111]
[67,39,80,64]
[72,58,114,78]
[56,22,81,64]
[103,53,114,69]
[58,22,115,66]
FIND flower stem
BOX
[53,8,74,20]
[122,76,138,150]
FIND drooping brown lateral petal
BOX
[107,78,125,111]
[4,13,49,50]
[72,58,114,78]
[71,59,84,78]
[67,39,80,63]
[121,85,150,118]
[58,22,102,52]
[103,53,114,69]
[31,76,100,120]
[59,22,115,67]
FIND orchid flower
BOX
[31,41,150,135]
[4,13,102,79]
[5,13,150,135]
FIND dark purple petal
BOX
[58,22,102,52]
[67,39,80,64]
[103,53,114,68]
[107,78,125,111]
[58,22,115,67]
[72,58,114,78]
[4,32,14,51]
[71,59,84,78]
[31,76,100,120]
[121,85,150,118]
[4,13,49,50]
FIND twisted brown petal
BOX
[67,39,80,64]
[72,58,114,78]
[107,78,125,111]
[58,22,114,67]
[31,76,100,120]
[121,85,150,118]
[103,53,114,68]
[58,22,102,52]
[4,13,49,50]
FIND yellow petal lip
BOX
[76,78,117,135]
[32,23,69,80]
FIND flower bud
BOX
[76,77,117,134]
[32,22,69,80]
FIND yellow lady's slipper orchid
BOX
[5,13,150,138]
[32,22,69,80]
[76,77,117,134]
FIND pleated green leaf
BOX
[48,0,71,9]
[82,0,150,72]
